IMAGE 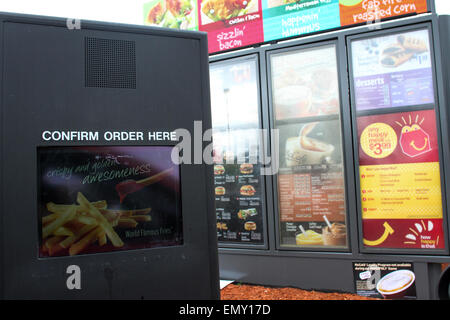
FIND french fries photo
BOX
[40,192,152,257]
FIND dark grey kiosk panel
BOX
[0,13,219,299]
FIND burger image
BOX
[244,221,257,231]
[240,163,253,174]
[214,165,225,175]
[240,185,256,196]
[215,186,226,195]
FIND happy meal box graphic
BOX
[397,115,431,158]
[358,110,439,166]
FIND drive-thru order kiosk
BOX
[0,13,219,299]
[207,0,450,299]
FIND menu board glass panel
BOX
[351,28,434,111]
[210,57,266,245]
[270,44,348,249]
[38,146,182,257]
[351,28,446,251]
[357,109,445,250]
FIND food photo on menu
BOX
[271,45,340,120]
[144,0,197,29]
[200,0,258,24]
[37,146,182,257]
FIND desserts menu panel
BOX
[210,57,266,245]
[351,28,446,251]
[270,44,348,249]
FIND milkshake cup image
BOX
[322,223,347,246]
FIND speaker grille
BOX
[85,37,136,89]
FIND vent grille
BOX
[85,37,136,89]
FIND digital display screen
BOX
[37,146,182,257]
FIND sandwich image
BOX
[215,186,226,195]
[201,0,252,22]
[244,221,257,231]
[240,185,256,196]
[380,33,428,68]
[240,163,253,174]
[214,164,225,175]
[237,208,257,219]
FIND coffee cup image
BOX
[376,270,416,299]
[322,223,347,246]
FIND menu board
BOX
[143,0,198,30]
[38,146,182,257]
[270,44,348,249]
[144,0,429,53]
[214,150,265,244]
[210,58,265,245]
[351,29,434,111]
[277,121,347,247]
[357,109,445,249]
[262,0,340,42]
[270,44,340,120]
[198,0,264,53]
[340,0,427,27]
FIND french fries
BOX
[40,192,152,256]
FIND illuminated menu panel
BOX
[357,110,444,249]
[210,57,266,245]
[351,29,446,251]
[270,44,348,249]
[143,0,429,54]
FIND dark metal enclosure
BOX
[0,12,219,300]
